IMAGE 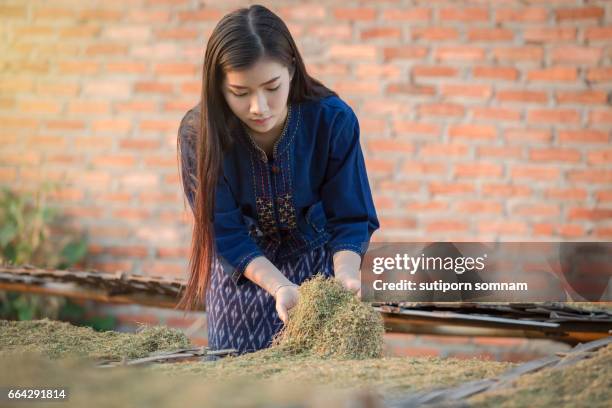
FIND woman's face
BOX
[222,57,293,139]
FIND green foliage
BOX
[0,183,88,268]
[0,183,99,327]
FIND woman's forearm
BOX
[243,256,293,296]
[333,250,362,279]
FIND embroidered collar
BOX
[239,104,297,163]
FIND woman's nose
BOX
[250,91,268,116]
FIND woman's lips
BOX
[251,116,271,125]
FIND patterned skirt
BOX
[205,245,334,355]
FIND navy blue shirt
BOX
[178,95,379,285]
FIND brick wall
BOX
[1,1,610,358]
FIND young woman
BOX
[176,4,379,355]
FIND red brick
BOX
[387,83,435,96]
[556,90,607,105]
[426,220,469,233]
[483,184,531,197]
[0,5,26,18]
[91,154,136,167]
[594,227,612,238]
[567,208,612,221]
[365,158,394,173]
[307,25,351,40]
[406,201,448,212]
[435,46,485,62]
[585,26,612,42]
[421,143,469,157]
[335,81,379,95]
[527,67,577,82]
[68,100,109,114]
[441,84,492,99]
[402,161,446,174]
[546,188,587,201]
[454,163,503,178]
[472,107,521,121]
[439,8,488,22]
[412,27,458,41]
[177,9,222,21]
[383,46,428,61]
[473,66,518,81]
[92,119,131,133]
[45,120,85,130]
[494,46,543,62]
[329,44,377,60]
[106,62,148,74]
[556,6,604,21]
[115,101,157,112]
[497,89,548,104]
[156,28,199,40]
[120,138,161,150]
[59,60,99,75]
[144,156,177,168]
[468,28,513,42]
[419,103,464,117]
[449,124,496,141]
[524,27,576,42]
[334,8,376,20]
[382,8,430,22]
[140,120,177,132]
[559,224,584,238]
[361,27,401,40]
[588,149,612,165]
[456,201,502,214]
[393,121,440,136]
[496,8,548,23]
[530,148,581,162]
[85,43,127,56]
[590,109,612,124]
[477,146,523,159]
[19,100,62,114]
[528,108,580,124]
[128,10,170,23]
[154,63,197,76]
[512,204,560,217]
[551,46,602,65]
[113,208,152,221]
[142,261,187,278]
[412,65,458,77]
[586,67,612,82]
[105,245,149,258]
[511,165,560,181]
[356,64,401,78]
[429,182,475,195]
[505,128,551,143]
[380,180,421,193]
[478,221,528,235]
[135,81,173,94]
[80,9,122,21]
[379,216,417,229]
[369,139,414,153]
[568,170,612,184]
[596,191,612,202]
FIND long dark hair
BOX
[176,5,336,311]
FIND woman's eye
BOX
[267,85,281,92]
[232,92,248,97]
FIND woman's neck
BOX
[247,104,289,158]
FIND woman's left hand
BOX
[335,272,361,299]
[333,250,363,299]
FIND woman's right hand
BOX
[274,284,299,324]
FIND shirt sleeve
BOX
[321,108,380,258]
[177,108,264,285]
